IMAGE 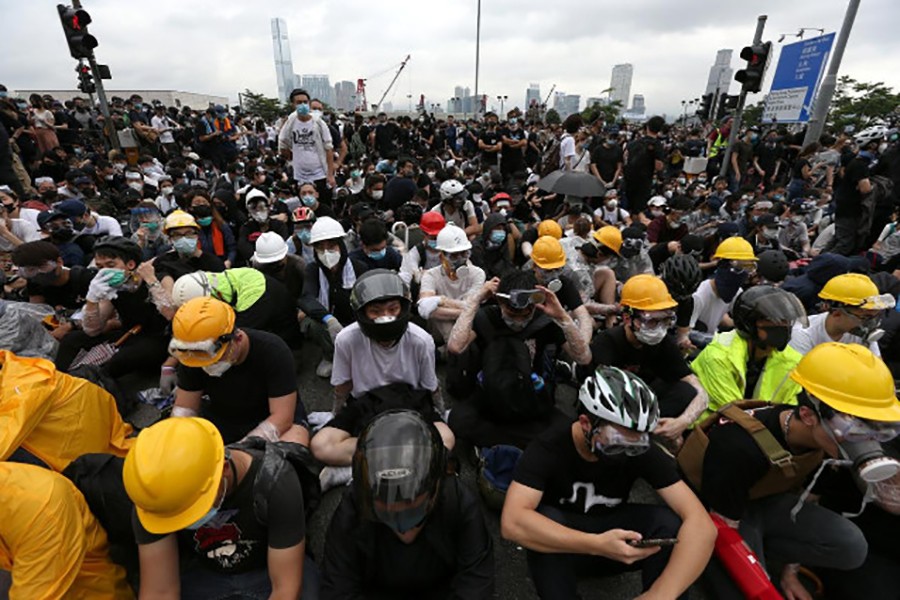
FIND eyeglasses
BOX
[496,289,545,310]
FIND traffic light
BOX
[77,64,96,95]
[697,94,714,120]
[716,94,739,121]
[57,4,97,59]
[734,42,772,94]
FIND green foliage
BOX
[581,99,623,125]
[741,102,764,128]
[240,89,289,122]
[545,108,561,125]
[828,76,900,131]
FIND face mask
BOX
[848,314,884,343]
[668,218,682,229]
[371,190,384,200]
[757,325,791,352]
[373,315,397,325]
[301,195,317,207]
[763,227,779,240]
[50,227,75,242]
[296,103,310,116]
[317,249,341,268]
[790,216,803,224]
[296,229,312,245]
[714,264,747,303]
[161,186,173,196]
[426,170,437,179]
[501,313,531,331]
[141,221,160,232]
[606,199,618,210]
[650,209,664,218]
[194,216,212,227]
[104,174,114,181]
[426,239,439,250]
[489,230,507,245]
[127,182,143,192]
[202,358,233,377]
[173,236,198,256]
[311,109,323,118]
[367,248,387,261]
[351,170,362,179]
[536,267,563,284]
[634,324,667,346]
[251,210,269,223]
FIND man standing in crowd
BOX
[279,88,335,203]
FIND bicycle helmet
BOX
[93,236,143,266]
[439,179,467,202]
[350,269,412,342]
[732,285,807,338]
[578,366,659,432]
[660,254,702,300]
[756,250,790,284]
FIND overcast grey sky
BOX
[3,0,898,116]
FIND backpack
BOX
[624,137,651,175]
[349,130,367,160]
[540,136,565,177]
[857,175,896,243]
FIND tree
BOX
[828,76,900,132]
[581,100,623,126]
[241,89,289,122]
[545,108,561,125]
[742,101,764,128]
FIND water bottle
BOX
[531,373,545,392]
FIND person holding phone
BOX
[501,366,716,600]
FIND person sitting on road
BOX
[689,237,758,334]
[152,209,226,293]
[349,217,403,271]
[321,410,494,599]
[502,366,716,600]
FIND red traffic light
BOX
[57,4,97,59]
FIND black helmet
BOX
[756,250,790,284]
[350,269,412,342]
[660,254,702,300]
[397,202,424,226]
[352,409,446,533]
[732,285,807,338]
[93,236,142,266]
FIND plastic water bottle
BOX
[531,373,545,392]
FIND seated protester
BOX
[469,212,518,280]
[300,217,369,378]
[56,237,170,377]
[588,275,709,442]
[530,235,595,343]
[393,199,427,250]
[212,187,247,233]
[251,231,306,304]
[745,213,783,256]
[12,240,95,312]
[556,200,593,233]
[124,417,315,600]
[418,225,486,342]
[130,200,170,261]
[171,267,302,348]
[237,189,289,266]
[342,202,376,253]
[750,249,790,286]
[615,225,654,281]
[0,462,132,599]
[430,179,480,236]
[679,344,889,599]
[153,210,225,296]
[519,219,562,261]
[349,173,386,216]
[646,194,691,246]
[286,206,316,265]
[188,189,237,268]
[593,188,631,229]
[399,211,445,286]
[311,269,453,489]
[348,218,403,271]
[0,197,40,250]
[502,367,716,600]
[660,254,704,347]
[691,285,807,423]
[322,410,494,599]
[0,187,42,231]
[706,175,732,212]
[635,194,668,228]
[37,209,84,267]
[168,297,309,444]
[778,200,812,259]
[790,273,893,357]
[781,252,851,313]
[297,180,336,219]
[690,237,757,333]
[869,204,900,271]
[559,216,593,264]
[56,198,123,237]
[446,270,592,449]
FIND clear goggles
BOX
[636,310,676,330]
[17,261,58,279]
[729,260,758,275]
[825,412,900,444]
[168,336,230,365]
[496,289,546,310]
[592,425,650,457]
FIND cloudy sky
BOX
[3,0,898,116]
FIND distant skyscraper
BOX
[631,94,646,115]
[553,92,580,118]
[526,83,541,109]
[609,64,633,108]
[301,75,334,106]
[706,49,734,96]
[334,81,355,111]
[271,18,295,103]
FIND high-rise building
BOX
[631,94,646,115]
[271,18,295,103]
[705,49,733,96]
[526,83,541,109]
[300,75,334,106]
[553,92,580,118]
[334,80,355,111]
[609,64,633,108]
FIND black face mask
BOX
[30,270,59,286]
[757,325,791,352]
[50,228,75,242]
[191,205,212,218]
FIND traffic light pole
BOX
[71,0,118,150]
[719,15,767,178]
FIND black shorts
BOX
[325,386,440,437]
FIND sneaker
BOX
[316,359,333,378]
[319,465,352,492]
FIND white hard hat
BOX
[435,225,472,253]
[439,179,466,201]
[309,216,346,244]
[252,231,288,264]
[172,271,211,307]
[648,195,668,207]
[245,188,269,208]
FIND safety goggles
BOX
[729,260,758,275]
[16,261,58,279]
[592,425,650,456]
[825,412,900,443]
[636,311,676,330]
[445,250,470,262]
[495,289,546,310]
[168,335,232,367]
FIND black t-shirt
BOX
[514,419,680,515]
[27,266,96,310]
[153,251,225,282]
[589,326,692,384]
[112,286,169,335]
[624,136,663,180]
[754,141,783,174]
[473,307,565,375]
[479,129,501,162]
[791,157,810,180]
[835,156,870,219]
[554,274,584,312]
[133,448,305,574]
[177,328,300,443]
[499,127,526,165]
[591,143,624,182]
[374,122,400,156]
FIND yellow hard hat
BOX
[123,417,224,534]
[818,273,894,310]
[620,274,678,311]
[163,210,200,232]
[713,237,757,261]
[790,342,900,421]
[537,220,563,240]
[592,226,623,255]
[532,235,566,269]
[170,297,236,367]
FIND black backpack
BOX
[540,136,564,177]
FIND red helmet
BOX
[291,206,316,224]
[490,192,512,204]
[420,212,446,236]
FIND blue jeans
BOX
[181,554,320,600]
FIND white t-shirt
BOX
[875,222,900,260]
[0,218,40,251]
[331,322,438,398]
[18,207,41,231]
[428,201,476,230]
[288,118,327,182]
[80,212,123,237]
[790,312,881,357]
[150,115,176,144]
[593,206,631,227]
[559,135,576,170]
[420,263,486,303]
[690,279,735,332]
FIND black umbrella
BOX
[536,170,606,198]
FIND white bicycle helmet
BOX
[579,366,659,432]
[439,179,466,202]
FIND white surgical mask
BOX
[634,325,667,346]
[127,181,143,192]
[161,186,173,196]
[371,190,384,200]
[317,249,341,268]
[202,359,233,377]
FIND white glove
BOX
[86,269,119,303]
[417,296,442,320]
[159,366,177,396]
[325,316,343,342]
[243,420,280,443]
[172,405,199,418]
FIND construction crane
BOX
[373,54,410,113]
[543,84,556,108]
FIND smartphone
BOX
[628,538,679,548]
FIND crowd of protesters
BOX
[3,80,900,600]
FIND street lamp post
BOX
[474,0,481,119]
[496,95,508,116]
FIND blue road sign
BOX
[763,33,835,123]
